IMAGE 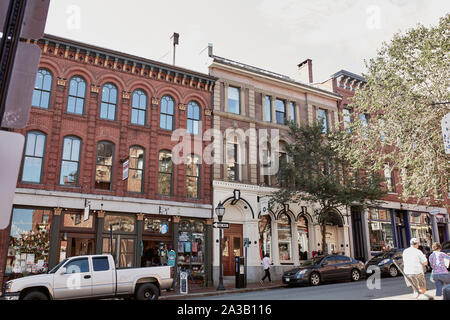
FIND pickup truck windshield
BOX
[48,259,68,274]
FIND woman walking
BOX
[429,242,450,300]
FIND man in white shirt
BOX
[402,238,428,298]
[260,254,272,284]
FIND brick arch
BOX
[127,80,156,97]
[182,93,209,110]
[24,125,51,137]
[155,86,183,103]
[63,66,96,85]
[98,74,126,91]
[59,129,87,142]
[38,58,63,78]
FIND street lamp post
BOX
[215,201,225,291]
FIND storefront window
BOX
[102,238,135,268]
[6,208,53,277]
[278,213,292,261]
[410,212,433,248]
[297,216,308,260]
[258,215,272,259]
[368,208,394,252]
[144,217,170,234]
[63,212,94,228]
[104,214,135,233]
[177,219,206,285]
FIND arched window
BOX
[95,141,114,190]
[131,89,147,125]
[32,69,53,109]
[160,95,175,130]
[297,216,309,260]
[278,213,292,261]
[128,146,144,193]
[67,76,86,115]
[259,215,272,259]
[100,83,117,120]
[186,155,200,199]
[187,101,201,135]
[158,150,173,196]
[60,136,82,186]
[22,131,46,183]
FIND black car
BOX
[364,249,404,277]
[282,255,365,287]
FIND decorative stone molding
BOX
[204,109,212,116]
[205,218,213,225]
[173,216,180,223]
[151,97,160,107]
[54,207,63,215]
[122,91,131,99]
[97,210,105,218]
[57,78,67,87]
[137,213,144,221]
[90,85,100,94]
[178,103,186,111]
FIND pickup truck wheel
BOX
[136,283,159,301]
[22,291,48,300]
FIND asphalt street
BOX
[184,275,436,300]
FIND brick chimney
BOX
[297,59,313,84]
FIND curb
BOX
[160,284,285,300]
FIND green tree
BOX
[271,121,387,254]
[331,14,450,204]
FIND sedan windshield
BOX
[300,257,324,266]
[372,252,394,260]
[48,259,68,274]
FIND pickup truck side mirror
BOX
[59,267,67,275]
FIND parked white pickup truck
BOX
[2,254,173,300]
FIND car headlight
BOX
[5,281,13,293]
[378,259,390,266]
[296,269,308,278]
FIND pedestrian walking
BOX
[429,242,450,300]
[402,238,428,299]
[260,254,272,284]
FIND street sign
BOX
[441,112,450,154]
[260,198,269,215]
[213,222,230,229]
[0,131,25,229]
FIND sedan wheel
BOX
[351,269,361,281]
[389,266,398,277]
[310,272,321,286]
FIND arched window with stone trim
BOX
[131,89,147,125]
[297,216,309,260]
[277,213,292,261]
[160,95,175,130]
[259,214,272,259]
[32,69,53,109]
[187,101,201,135]
[67,76,86,115]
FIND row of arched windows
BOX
[32,69,202,134]
[21,131,202,198]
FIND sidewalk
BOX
[374,289,438,300]
[160,280,284,300]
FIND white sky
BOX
[44,0,449,82]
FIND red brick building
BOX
[320,70,450,262]
[1,34,217,289]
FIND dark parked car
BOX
[442,241,450,254]
[282,255,365,287]
[365,249,404,277]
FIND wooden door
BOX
[222,224,243,276]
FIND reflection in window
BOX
[32,69,52,109]
[265,96,271,122]
[228,86,240,114]
[131,89,147,125]
[160,95,175,130]
[225,140,239,181]
[6,208,53,275]
[127,146,144,193]
[259,215,271,259]
[63,212,94,228]
[278,213,292,261]
[158,150,173,195]
[187,101,201,135]
[67,76,86,115]
[368,208,394,252]
[102,238,135,268]
[104,214,135,233]
[95,141,114,190]
[186,155,200,198]
[343,107,352,132]
[297,216,308,260]
[65,258,89,273]
[275,99,286,125]
[100,83,117,120]
[60,136,81,186]
[22,131,46,183]
[289,102,296,123]
[318,108,328,133]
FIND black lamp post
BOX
[215,201,225,291]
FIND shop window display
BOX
[368,208,394,252]
[278,213,292,261]
[258,215,272,259]
[177,219,206,286]
[297,216,309,260]
[104,214,135,233]
[102,238,135,268]
[410,212,433,248]
[6,208,53,279]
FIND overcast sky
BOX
[44,0,449,82]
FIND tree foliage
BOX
[331,14,450,205]
[271,121,387,252]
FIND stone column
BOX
[291,218,299,266]
[430,214,439,242]
[95,210,105,254]
[48,208,62,269]
[224,84,229,112]
[205,218,213,287]
[361,208,371,261]
[136,213,144,267]
[240,87,245,116]
[286,100,291,123]
[271,97,276,124]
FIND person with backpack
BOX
[429,242,450,300]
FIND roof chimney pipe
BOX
[297,59,313,84]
